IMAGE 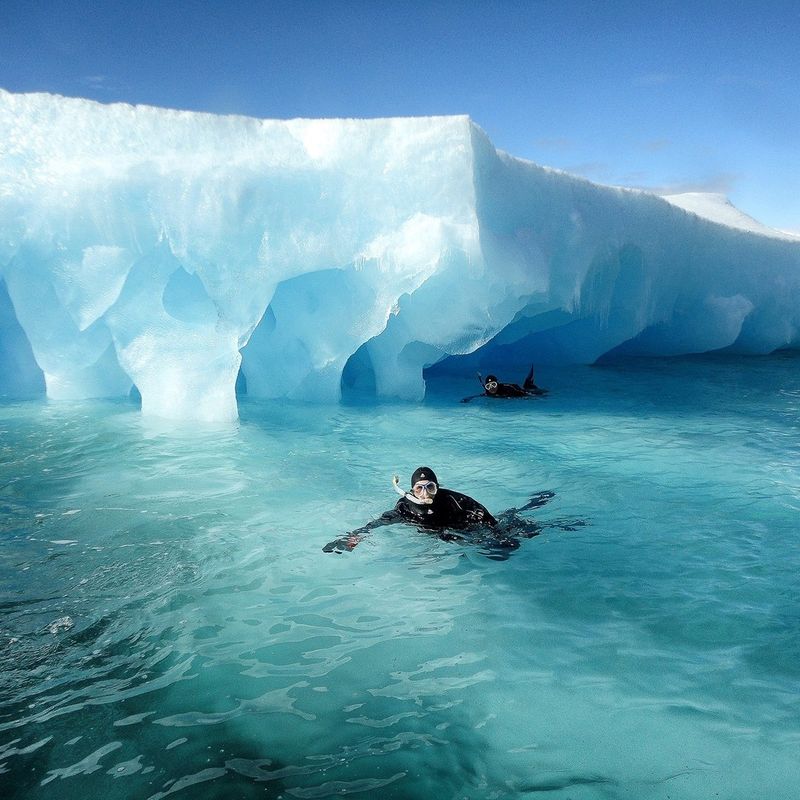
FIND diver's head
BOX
[484,375,499,395]
[410,467,438,504]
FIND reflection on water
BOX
[1,354,800,799]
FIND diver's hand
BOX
[322,534,362,554]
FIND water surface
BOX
[1,354,799,799]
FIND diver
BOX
[323,467,494,553]
[461,365,548,403]
[323,467,557,554]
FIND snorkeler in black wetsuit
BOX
[323,467,495,552]
[393,467,497,528]
[322,467,561,554]
[461,365,548,403]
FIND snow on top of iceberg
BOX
[661,192,799,240]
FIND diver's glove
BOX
[322,534,362,554]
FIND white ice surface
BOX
[661,192,800,240]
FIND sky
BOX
[2,0,798,232]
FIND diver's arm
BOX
[462,373,488,402]
[468,502,497,526]
[322,509,403,553]
[349,509,403,537]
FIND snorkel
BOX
[393,474,434,505]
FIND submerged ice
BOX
[1,90,799,420]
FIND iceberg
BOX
[1,90,799,420]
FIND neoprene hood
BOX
[411,467,438,486]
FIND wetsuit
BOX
[321,484,578,555]
[490,381,532,397]
[323,488,497,552]
[488,366,547,397]
[461,366,547,403]
[393,489,497,529]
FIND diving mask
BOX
[412,481,438,497]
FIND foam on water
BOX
[1,354,799,799]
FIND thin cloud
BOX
[641,139,672,152]
[632,72,677,87]
[633,173,740,196]
[563,162,614,181]
[716,74,770,90]
[533,136,574,151]
[79,75,108,87]
[77,75,122,95]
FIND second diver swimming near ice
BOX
[323,467,559,555]
[461,365,548,403]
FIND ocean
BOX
[1,353,799,799]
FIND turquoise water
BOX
[1,354,799,799]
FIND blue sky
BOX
[2,0,798,231]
